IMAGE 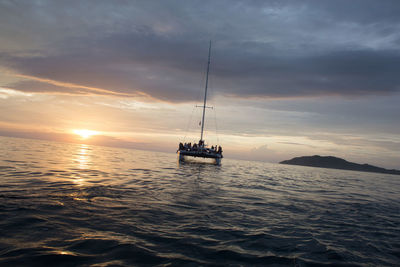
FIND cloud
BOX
[0,87,32,99]
[8,74,139,97]
[277,141,316,148]
[306,133,400,153]
[1,1,400,102]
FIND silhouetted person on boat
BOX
[179,142,184,150]
[217,146,222,154]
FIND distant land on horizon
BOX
[280,155,400,176]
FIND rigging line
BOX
[200,40,212,142]
[195,46,209,110]
[206,43,218,145]
[183,45,209,143]
[213,106,219,145]
[183,104,197,142]
[189,47,209,142]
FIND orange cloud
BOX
[12,73,149,98]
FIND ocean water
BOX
[0,136,399,266]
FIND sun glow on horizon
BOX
[73,129,99,139]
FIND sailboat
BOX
[177,41,223,164]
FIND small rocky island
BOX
[280,155,400,175]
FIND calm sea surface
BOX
[0,136,399,266]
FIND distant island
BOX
[280,155,400,176]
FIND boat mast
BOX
[200,41,211,144]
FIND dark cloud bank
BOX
[1,0,400,102]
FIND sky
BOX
[1,0,400,168]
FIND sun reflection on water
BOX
[72,144,92,186]
[76,144,91,169]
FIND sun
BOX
[73,129,98,139]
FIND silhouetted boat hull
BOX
[178,150,222,164]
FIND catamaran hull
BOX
[177,150,222,164]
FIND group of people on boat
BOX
[178,141,222,154]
